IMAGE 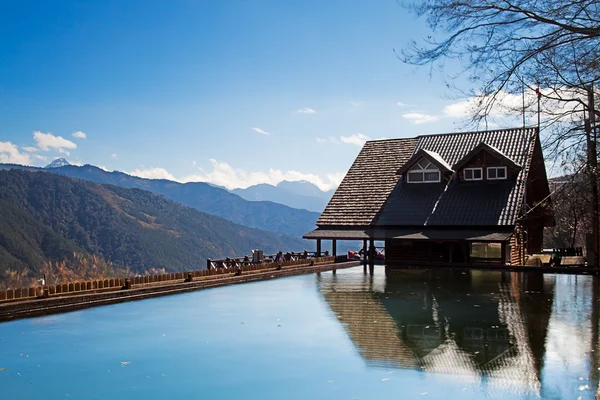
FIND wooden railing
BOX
[207,251,328,270]
[0,255,337,304]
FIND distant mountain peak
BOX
[45,158,71,169]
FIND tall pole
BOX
[586,87,599,268]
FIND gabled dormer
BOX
[397,149,454,183]
[452,142,521,182]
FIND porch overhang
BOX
[303,228,369,240]
[303,227,512,242]
[369,229,512,242]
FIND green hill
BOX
[0,169,308,283]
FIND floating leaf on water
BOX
[0,368,7,371]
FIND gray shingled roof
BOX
[317,127,538,229]
[317,137,418,226]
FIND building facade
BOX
[304,127,553,266]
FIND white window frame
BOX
[406,159,441,183]
[487,166,508,180]
[463,167,483,181]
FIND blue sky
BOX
[0,0,498,190]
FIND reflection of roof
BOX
[317,268,543,396]
[321,289,418,369]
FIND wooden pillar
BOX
[332,240,337,258]
[362,239,368,272]
[316,239,322,258]
[369,239,375,274]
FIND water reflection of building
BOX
[318,269,555,396]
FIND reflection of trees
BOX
[318,269,556,396]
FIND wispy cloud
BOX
[402,112,440,124]
[129,167,177,181]
[185,159,344,191]
[111,153,117,159]
[192,160,197,166]
[316,136,338,144]
[251,127,269,135]
[340,133,370,147]
[22,146,39,152]
[132,160,344,191]
[72,131,87,139]
[33,131,77,155]
[397,101,414,108]
[0,141,31,165]
[296,107,316,114]
[349,100,363,108]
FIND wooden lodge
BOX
[304,127,554,267]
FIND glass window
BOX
[487,166,507,180]
[464,167,483,181]
[407,158,440,183]
[470,242,502,259]
[408,171,423,182]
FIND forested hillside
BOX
[0,170,308,285]
[0,164,319,237]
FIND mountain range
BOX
[0,169,308,281]
[232,181,334,212]
[1,162,321,238]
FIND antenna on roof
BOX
[522,83,526,129]
[536,86,542,129]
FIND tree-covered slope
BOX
[0,164,320,238]
[0,170,308,278]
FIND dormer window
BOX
[407,160,440,183]
[464,167,483,181]
[487,166,507,180]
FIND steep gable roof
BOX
[452,142,521,171]
[396,149,454,175]
[317,127,540,228]
[317,138,418,226]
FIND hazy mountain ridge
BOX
[0,163,320,238]
[0,169,308,281]
[232,180,334,212]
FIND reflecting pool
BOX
[0,267,598,399]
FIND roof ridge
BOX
[415,126,538,139]
[365,137,418,143]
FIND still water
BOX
[0,267,598,399]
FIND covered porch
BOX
[303,227,513,270]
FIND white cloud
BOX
[33,131,77,154]
[183,159,343,191]
[296,107,316,114]
[0,141,32,165]
[316,136,339,144]
[443,88,585,120]
[340,133,370,147]
[251,127,269,135]
[72,131,87,139]
[192,160,197,166]
[111,153,117,159]
[397,102,413,108]
[402,112,440,124]
[22,146,39,152]
[32,154,48,162]
[129,167,177,181]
